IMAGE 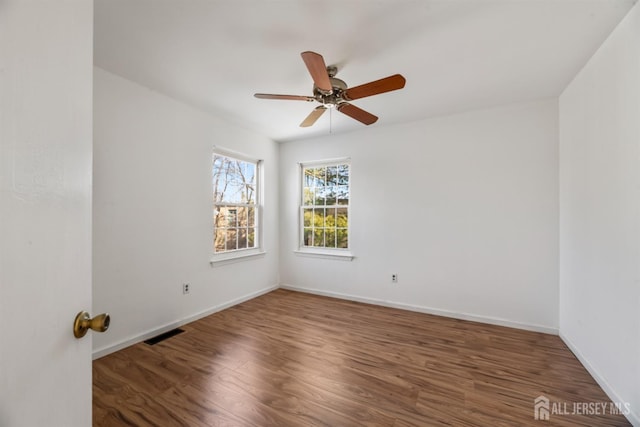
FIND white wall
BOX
[559,3,640,425]
[280,99,559,332]
[93,68,279,356]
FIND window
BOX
[300,160,350,251]
[212,151,260,255]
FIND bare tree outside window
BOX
[213,153,258,253]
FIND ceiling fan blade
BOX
[300,106,327,128]
[337,103,378,125]
[254,93,315,102]
[301,51,332,93]
[343,74,406,101]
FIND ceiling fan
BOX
[254,51,406,128]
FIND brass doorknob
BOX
[73,311,110,338]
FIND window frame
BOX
[211,147,264,264]
[297,158,353,261]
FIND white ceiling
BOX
[94,0,635,142]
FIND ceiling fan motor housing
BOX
[313,75,348,106]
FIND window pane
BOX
[304,169,315,188]
[303,208,313,227]
[212,156,226,203]
[325,208,336,227]
[337,164,349,185]
[336,208,348,227]
[214,228,226,252]
[304,167,327,187]
[314,186,326,206]
[224,180,246,203]
[337,185,349,205]
[313,208,325,227]
[214,157,256,204]
[325,229,336,248]
[303,228,313,246]
[337,229,348,248]
[248,228,255,247]
[313,167,326,187]
[303,187,315,206]
[327,166,338,185]
[240,162,256,190]
[325,186,337,205]
[248,207,255,227]
[238,228,248,249]
[237,207,248,227]
[226,208,237,227]
[313,229,324,247]
[213,156,225,171]
[225,229,237,251]
[214,210,224,228]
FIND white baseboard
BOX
[279,284,558,335]
[92,284,279,360]
[559,332,639,427]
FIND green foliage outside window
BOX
[302,163,349,249]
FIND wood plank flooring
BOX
[93,289,631,426]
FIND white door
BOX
[0,1,94,426]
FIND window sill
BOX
[293,249,354,261]
[210,250,266,267]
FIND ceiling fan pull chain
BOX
[329,107,333,134]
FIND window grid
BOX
[301,162,349,250]
[214,203,256,251]
[213,153,259,254]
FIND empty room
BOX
[1,0,638,426]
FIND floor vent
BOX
[144,328,185,345]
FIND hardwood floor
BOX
[93,289,630,426]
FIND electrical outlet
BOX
[182,283,190,294]
[391,274,398,283]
